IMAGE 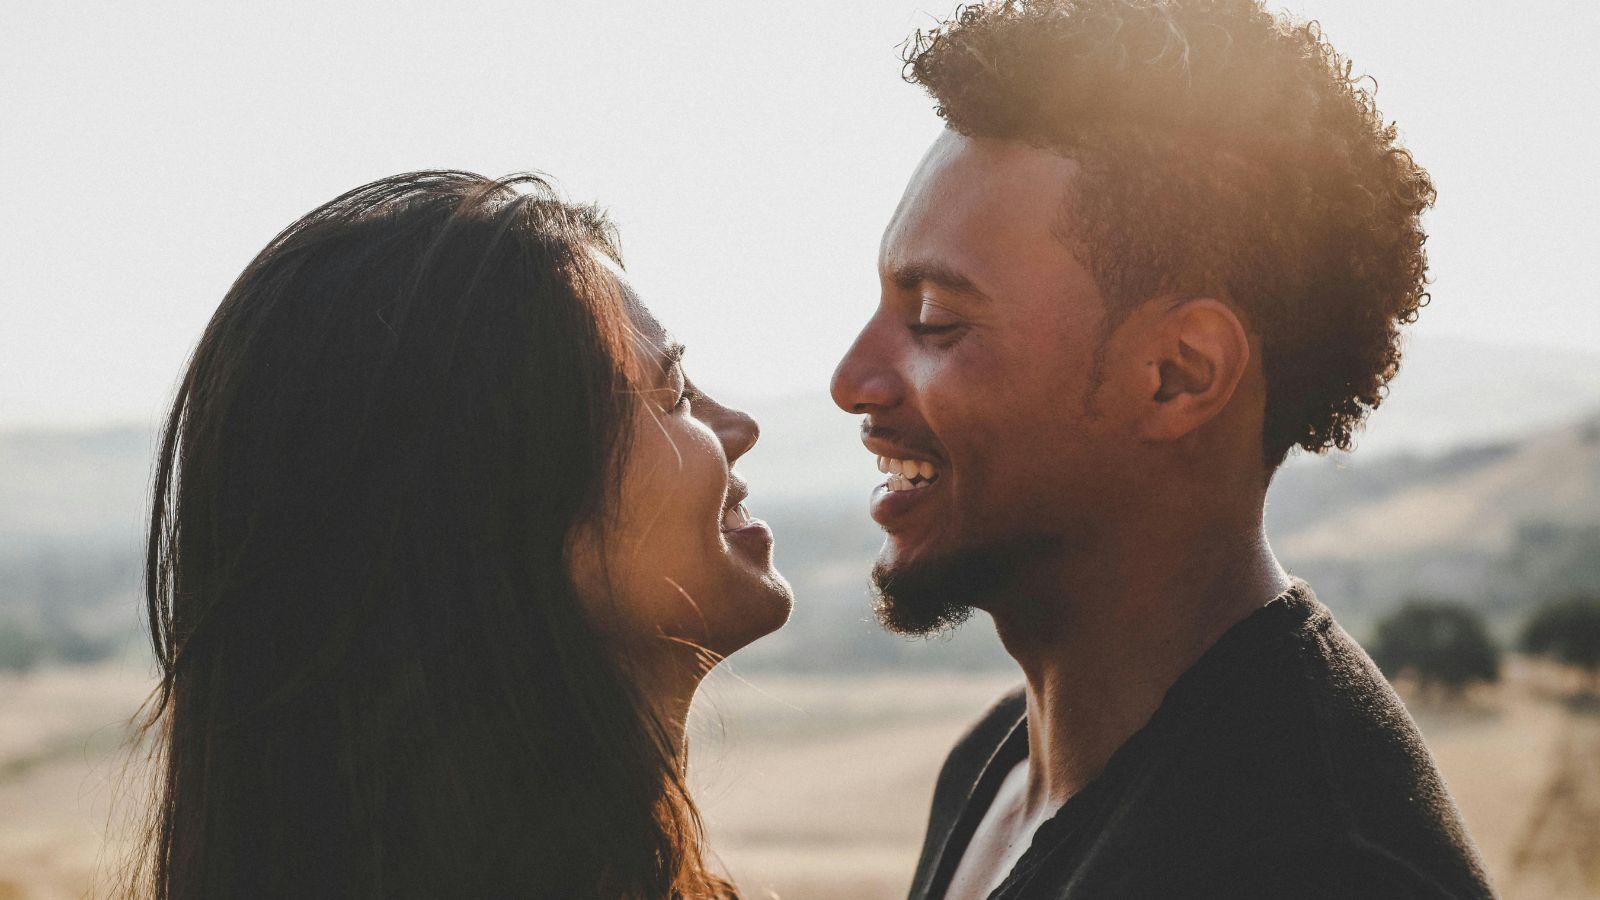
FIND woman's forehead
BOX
[587,244,676,362]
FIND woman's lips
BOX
[720,498,773,557]
[723,514,774,558]
[720,503,753,532]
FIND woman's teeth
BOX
[875,456,940,492]
[721,504,753,531]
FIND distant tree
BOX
[0,621,43,674]
[1369,600,1500,698]
[1521,595,1600,689]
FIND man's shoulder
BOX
[907,686,1026,899]
[926,685,1025,817]
[949,686,1027,767]
[1096,584,1493,897]
[1085,826,1494,900]
[1198,584,1438,774]
[1239,589,1466,824]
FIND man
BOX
[830,1,1491,897]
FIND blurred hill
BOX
[1270,414,1600,634]
[3,334,1598,671]
[0,427,151,668]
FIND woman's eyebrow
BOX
[660,340,687,373]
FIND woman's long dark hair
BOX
[132,171,732,898]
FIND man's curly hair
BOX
[904,0,1436,466]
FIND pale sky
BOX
[4,0,1597,429]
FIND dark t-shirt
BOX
[908,583,1495,899]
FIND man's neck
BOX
[989,516,1291,815]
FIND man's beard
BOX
[870,536,1055,637]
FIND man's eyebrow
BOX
[889,261,990,302]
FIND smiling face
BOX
[831,131,1130,634]
[570,252,792,662]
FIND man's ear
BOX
[1130,298,1251,443]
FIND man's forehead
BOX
[880,131,1080,274]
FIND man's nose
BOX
[831,318,903,414]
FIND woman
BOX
[132,171,793,898]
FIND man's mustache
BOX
[860,420,947,462]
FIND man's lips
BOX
[869,472,943,527]
[860,433,946,527]
[860,423,945,467]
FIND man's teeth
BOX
[874,456,940,492]
[721,504,752,531]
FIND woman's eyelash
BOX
[908,321,962,336]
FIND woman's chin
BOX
[758,571,795,632]
[708,573,795,660]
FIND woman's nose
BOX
[697,391,759,463]
[721,406,759,463]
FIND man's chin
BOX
[870,544,1014,637]
[870,531,1056,637]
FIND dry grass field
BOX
[0,660,153,900]
[2,660,1595,899]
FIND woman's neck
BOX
[632,642,722,768]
